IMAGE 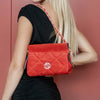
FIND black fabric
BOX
[11,4,61,100]
[12,68,61,100]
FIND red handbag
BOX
[26,3,74,77]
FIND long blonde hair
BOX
[48,0,78,59]
[33,0,78,59]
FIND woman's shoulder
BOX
[20,4,38,11]
[17,4,38,28]
[17,4,40,20]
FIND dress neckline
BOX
[31,3,58,36]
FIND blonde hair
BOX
[48,0,78,59]
[33,0,79,59]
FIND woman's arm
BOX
[1,16,33,100]
[72,28,98,66]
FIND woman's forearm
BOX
[72,52,98,66]
[1,63,24,100]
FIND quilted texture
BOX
[26,43,73,76]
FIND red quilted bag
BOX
[26,42,74,76]
[26,3,74,76]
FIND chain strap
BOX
[33,3,73,54]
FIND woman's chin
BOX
[32,0,40,3]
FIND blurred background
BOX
[0,0,100,100]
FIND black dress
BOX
[11,4,61,100]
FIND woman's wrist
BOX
[1,94,11,100]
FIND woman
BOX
[1,0,98,100]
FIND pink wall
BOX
[0,0,11,99]
[0,0,100,100]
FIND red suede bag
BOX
[26,3,74,76]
